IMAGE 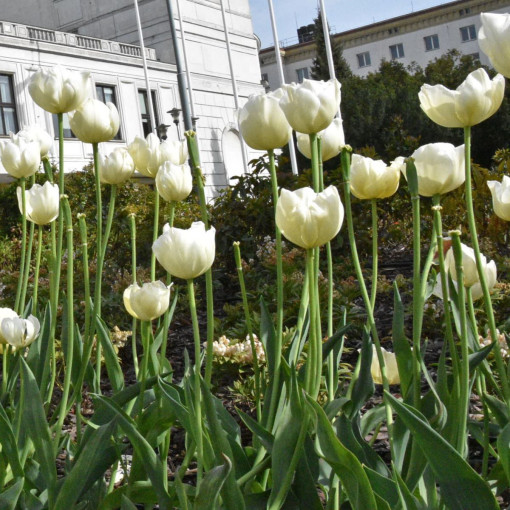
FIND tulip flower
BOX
[0,308,19,344]
[296,118,345,161]
[123,281,171,321]
[1,134,41,179]
[164,139,189,165]
[153,221,216,280]
[349,154,401,199]
[156,161,193,202]
[418,68,505,128]
[128,133,177,178]
[68,98,120,144]
[17,181,59,225]
[18,125,53,157]
[370,346,400,385]
[487,175,510,221]
[28,65,90,114]
[401,143,465,197]
[1,314,40,349]
[479,13,510,79]
[444,242,497,290]
[275,186,343,249]
[98,147,135,185]
[279,78,341,134]
[238,91,292,150]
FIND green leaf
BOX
[497,422,510,486]
[307,397,378,509]
[392,283,413,397]
[469,341,496,372]
[121,494,139,510]
[485,394,509,428]
[194,454,232,510]
[259,297,276,379]
[94,396,172,510]
[386,392,499,510]
[96,317,125,392]
[0,478,24,510]
[363,466,398,506]
[236,408,274,452]
[0,403,23,478]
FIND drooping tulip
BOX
[401,143,465,197]
[296,118,345,161]
[17,181,59,225]
[418,68,505,128]
[370,346,400,385]
[487,175,510,221]
[18,125,53,157]
[238,91,292,150]
[153,221,216,280]
[1,134,41,179]
[156,161,193,202]
[28,65,90,114]
[128,133,176,178]
[275,186,343,249]
[444,243,497,290]
[68,98,120,144]
[279,78,341,134]
[123,281,171,321]
[349,154,401,199]
[479,13,510,79]
[98,147,135,185]
[1,314,40,349]
[0,308,19,345]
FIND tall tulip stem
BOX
[150,187,160,281]
[370,199,379,310]
[33,226,43,314]
[15,177,27,314]
[129,214,139,377]
[463,126,510,404]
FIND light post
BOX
[168,107,182,139]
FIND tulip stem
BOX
[151,187,160,281]
[234,242,261,420]
[15,177,27,315]
[463,126,510,404]
[101,185,117,260]
[340,149,394,448]
[370,199,378,311]
[33,226,43,314]
[129,214,139,377]
[266,149,284,427]
[1,345,9,395]
[54,195,75,453]
[20,217,35,315]
[78,215,91,346]
[187,278,203,484]
[309,134,320,191]
[450,231,469,457]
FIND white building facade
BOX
[0,0,263,196]
[260,0,510,90]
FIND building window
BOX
[0,74,19,136]
[296,67,309,83]
[424,34,440,52]
[389,43,405,60]
[52,114,76,139]
[460,24,477,42]
[96,84,121,140]
[357,51,371,68]
[138,89,159,138]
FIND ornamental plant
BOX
[0,32,509,510]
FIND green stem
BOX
[20,176,36,314]
[151,187,160,281]
[137,321,152,423]
[450,231,469,457]
[370,199,378,311]
[233,242,261,420]
[1,345,9,395]
[15,177,27,314]
[101,185,117,260]
[309,134,319,191]
[129,214,139,377]
[187,279,203,485]
[77,215,91,346]
[266,149,283,427]
[305,249,320,397]
[54,196,75,453]
[463,126,510,404]
[32,226,43,315]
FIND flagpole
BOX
[133,0,156,133]
[267,0,299,175]
[219,0,249,174]
[319,0,336,80]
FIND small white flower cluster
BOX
[479,329,509,359]
[212,335,266,365]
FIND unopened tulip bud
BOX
[156,161,193,202]
[99,148,135,185]
[1,134,41,179]
[370,346,400,385]
[123,281,171,321]
[350,154,401,199]
[128,133,177,178]
[68,98,119,144]
[479,13,510,79]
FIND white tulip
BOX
[68,98,120,144]
[279,78,341,134]
[275,186,344,249]
[487,175,510,221]
[18,125,53,157]
[17,181,59,225]
[156,161,193,202]
[370,346,400,385]
[153,221,215,280]
[1,314,40,350]
[296,118,345,162]
[1,134,41,179]
[0,308,19,345]
[123,281,171,321]
[350,154,401,200]
[479,13,510,79]
[99,148,135,185]
[128,133,177,178]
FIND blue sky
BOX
[248,0,453,48]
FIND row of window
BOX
[0,74,160,140]
[356,24,478,68]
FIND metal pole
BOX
[133,0,156,134]
[219,0,249,174]
[175,0,196,120]
[165,0,193,131]
[319,0,336,80]
[267,0,299,175]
